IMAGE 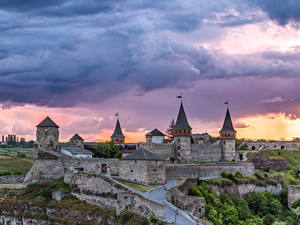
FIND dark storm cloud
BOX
[0,0,300,108]
[248,0,300,26]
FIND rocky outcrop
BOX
[251,154,288,171]
[212,183,282,198]
[0,175,24,183]
[288,185,300,208]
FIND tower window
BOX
[177,139,180,143]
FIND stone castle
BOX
[138,102,238,162]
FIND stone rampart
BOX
[191,142,222,161]
[24,158,119,184]
[0,175,24,184]
[165,162,255,180]
[138,142,176,160]
[251,154,288,171]
[288,185,300,208]
[244,141,300,150]
[166,188,205,222]
[212,183,282,198]
[65,171,164,219]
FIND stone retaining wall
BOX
[24,158,120,184]
[65,171,165,219]
[165,162,255,180]
[0,175,24,183]
[288,185,300,208]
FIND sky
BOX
[0,0,300,142]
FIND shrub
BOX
[119,210,133,223]
[263,214,275,225]
[141,219,150,225]
[220,171,234,180]
[234,171,243,178]
[188,184,202,196]
[292,198,300,209]
[149,214,157,223]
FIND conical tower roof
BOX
[111,118,125,138]
[220,108,236,133]
[70,133,83,141]
[37,116,59,128]
[173,103,192,130]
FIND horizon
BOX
[0,1,299,142]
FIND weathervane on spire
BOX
[224,99,229,109]
[115,112,119,118]
[176,93,184,103]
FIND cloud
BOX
[261,96,287,104]
[234,122,250,129]
[248,0,300,26]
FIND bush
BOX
[141,219,150,225]
[234,171,243,178]
[263,214,275,225]
[292,198,300,209]
[188,184,202,196]
[149,214,157,223]
[220,171,234,180]
[119,210,133,223]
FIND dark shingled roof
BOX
[173,103,192,130]
[122,147,165,161]
[70,133,83,141]
[220,108,236,133]
[62,147,93,155]
[111,118,125,138]
[150,129,165,136]
[37,116,59,128]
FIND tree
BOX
[93,141,122,158]
[165,118,175,142]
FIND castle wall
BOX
[119,160,165,184]
[0,175,24,184]
[244,141,300,150]
[165,162,255,180]
[24,158,120,184]
[138,142,176,160]
[190,142,222,161]
[65,172,164,219]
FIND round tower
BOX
[34,116,60,159]
[171,102,192,161]
[219,107,238,161]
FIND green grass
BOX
[112,178,158,192]
[0,157,32,175]
[260,149,300,169]
[0,147,33,158]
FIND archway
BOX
[252,146,255,150]
[101,164,108,173]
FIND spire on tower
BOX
[220,106,236,134]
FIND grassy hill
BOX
[256,149,300,169]
[0,147,33,158]
[0,157,32,175]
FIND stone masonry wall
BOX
[119,160,165,184]
[0,175,24,184]
[165,162,255,180]
[251,154,288,171]
[65,171,165,219]
[24,158,120,184]
[288,185,300,208]
[191,142,222,161]
[139,142,176,160]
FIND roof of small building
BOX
[150,129,165,136]
[37,116,59,128]
[62,147,93,155]
[122,147,165,161]
[70,133,83,141]
[111,118,125,138]
[220,108,236,133]
[173,103,192,130]
[41,149,66,158]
